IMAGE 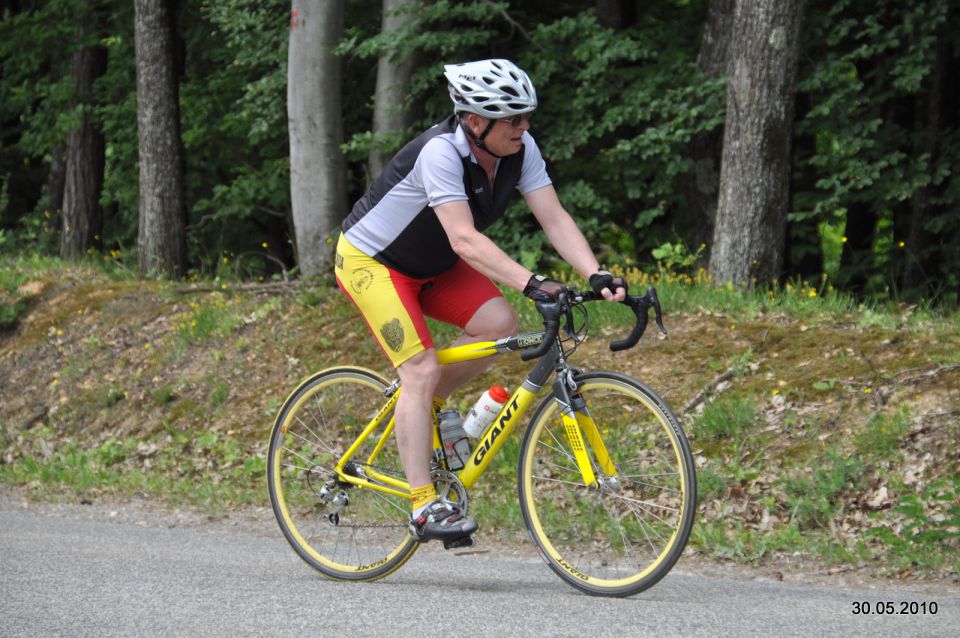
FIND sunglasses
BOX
[497,113,531,128]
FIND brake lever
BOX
[562,305,577,339]
[647,286,667,335]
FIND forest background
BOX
[1,0,958,305]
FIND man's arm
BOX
[523,185,601,278]
[433,200,533,291]
[435,186,625,301]
[523,186,625,301]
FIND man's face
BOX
[468,113,532,157]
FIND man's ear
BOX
[465,113,485,136]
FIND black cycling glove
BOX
[589,270,628,297]
[523,274,566,302]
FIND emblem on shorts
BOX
[335,253,343,269]
[350,268,373,294]
[380,319,404,353]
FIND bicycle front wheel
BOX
[267,366,418,581]
[518,371,696,597]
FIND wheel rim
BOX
[268,370,416,579]
[521,376,694,592]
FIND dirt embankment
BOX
[2,272,958,583]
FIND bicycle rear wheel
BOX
[518,371,696,597]
[267,366,418,581]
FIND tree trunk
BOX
[782,89,822,282]
[288,0,347,277]
[61,20,107,261]
[596,0,636,30]
[901,36,957,298]
[838,201,876,296]
[45,145,67,218]
[683,0,734,258]
[134,0,187,277]
[709,0,806,286]
[367,0,419,181]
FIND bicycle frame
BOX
[331,331,609,498]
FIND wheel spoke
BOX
[267,370,417,581]
[604,491,681,515]
[520,375,695,596]
[531,474,591,488]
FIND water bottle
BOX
[438,409,471,471]
[462,386,510,439]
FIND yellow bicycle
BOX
[267,287,696,597]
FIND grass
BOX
[0,255,59,328]
[854,407,910,460]
[0,426,266,511]
[2,254,959,581]
[779,447,867,531]
[695,395,757,442]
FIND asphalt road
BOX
[1,496,956,638]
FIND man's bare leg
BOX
[435,297,518,399]
[395,346,480,540]
[394,349,441,490]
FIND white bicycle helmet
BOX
[443,59,537,117]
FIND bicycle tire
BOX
[518,371,696,597]
[267,366,418,581]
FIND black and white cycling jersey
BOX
[342,114,552,278]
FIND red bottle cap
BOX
[489,385,509,403]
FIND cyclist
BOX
[335,58,627,543]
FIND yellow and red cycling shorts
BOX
[335,233,503,367]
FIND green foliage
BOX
[691,520,808,564]
[511,9,724,265]
[696,467,729,503]
[864,479,960,572]
[1,0,958,307]
[780,447,866,530]
[794,0,960,303]
[2,0,294,277]
[854,407,910,460]
[695,396,757,443]
[0,254,63,328]
[152,385,176,407]
[174,297,242,347]
[0,299,25,330]
[338,4,725,269]
[652,240,705,272]
[0,259,25,328]
[0,426,265,508]
[337,0,508,165]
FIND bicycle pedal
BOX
[442,535,475,551]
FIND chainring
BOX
[430,468,469,516]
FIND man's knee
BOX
[467,298,518,339]
[397,349,441,391]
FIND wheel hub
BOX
[597,475,621,494]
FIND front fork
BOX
[552,375,617,488]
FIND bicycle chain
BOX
[327,521,407,529]
[317,463,467,529]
